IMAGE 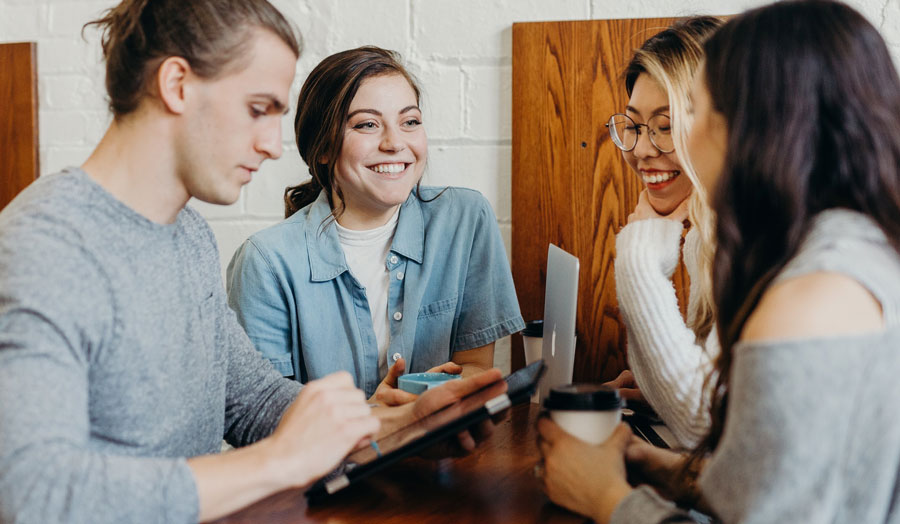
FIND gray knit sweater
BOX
[0,169,302,523]
[612,209,900,523]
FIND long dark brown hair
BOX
[694,0,900,467]
[84,0,300,118]
[285,46,431,219]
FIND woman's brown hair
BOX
[285,46,424,219]
[84,0,300,118]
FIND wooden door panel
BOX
[0,42,39,211]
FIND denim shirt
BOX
[226,187,525,396]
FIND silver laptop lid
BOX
[539,244,579,401]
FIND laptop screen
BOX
[539,244,579,401]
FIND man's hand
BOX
[266,372,380,489]
[369,358,463,406]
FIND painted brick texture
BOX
[2,0,897,373]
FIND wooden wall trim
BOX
[1,42,39,211]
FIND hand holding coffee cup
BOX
[543,384,623,445]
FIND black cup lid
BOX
[521,319,543,337]
[542,383,622,411]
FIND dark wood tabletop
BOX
[213,402,588,524]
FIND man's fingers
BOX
[343,415,381,444]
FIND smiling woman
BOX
[226,46,525,404]
[602,16,723,449]
[331,74,428,229]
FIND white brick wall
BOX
[2,0,897,373]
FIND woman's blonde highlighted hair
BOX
[623,16,723,342]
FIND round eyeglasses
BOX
[605,113,674,154]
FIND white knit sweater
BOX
[614,218,718,448]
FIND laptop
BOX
[538,244,579,401]
[537,244,677,449]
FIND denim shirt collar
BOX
[304,190,424,282]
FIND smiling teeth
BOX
[642,171,679,184]
[372,163,405,174]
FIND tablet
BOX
[305,360,546,500]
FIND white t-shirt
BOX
[336,209,400,380]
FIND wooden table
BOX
[214,403,587,524]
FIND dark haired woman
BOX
[538,1,900,522]
[227,47,524,404]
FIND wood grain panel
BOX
[0,42,39,211]
[512,18,689,382]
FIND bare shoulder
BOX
[741,272,884,343]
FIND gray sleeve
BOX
[698,339,862,523]
[217,260,302,447]
[0,233,198,524]
[611,486,697,523]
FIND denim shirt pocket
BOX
[414,294,459,368]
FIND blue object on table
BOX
[397,372,462,395]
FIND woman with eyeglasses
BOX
[601,16,723,449]
[539,1,900,522]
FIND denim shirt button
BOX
[389,255,399,265]
[393,311,403,321]
[396,271,404,281]
[392,352,402,362]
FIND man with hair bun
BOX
[0,1,503,522]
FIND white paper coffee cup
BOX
[544,384,623,445]
[522,320,544,366]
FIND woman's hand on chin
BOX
[628,190,690,224]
